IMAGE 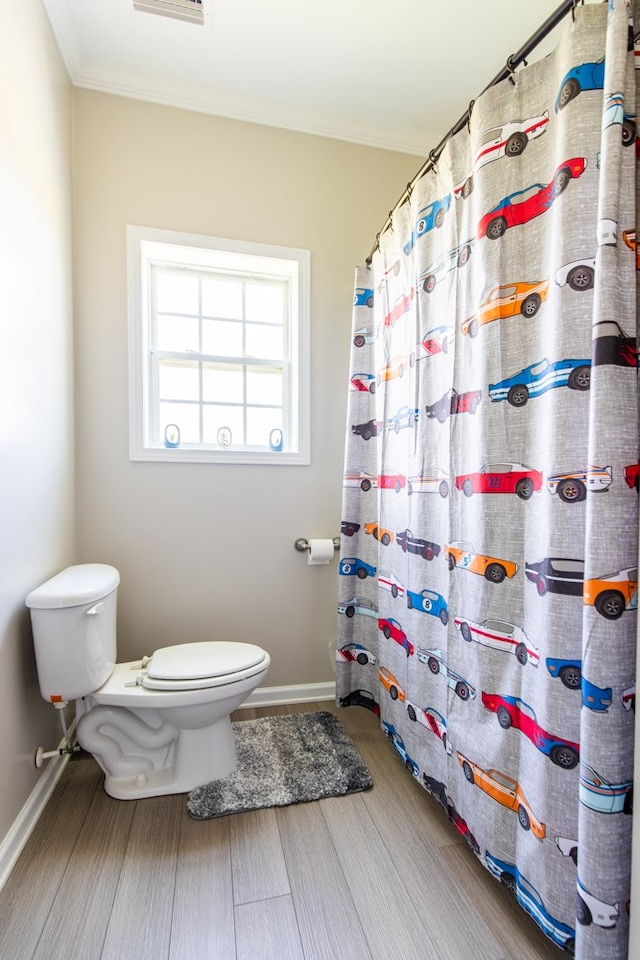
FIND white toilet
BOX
[25,563,270,800]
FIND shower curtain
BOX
[336,3,637,958]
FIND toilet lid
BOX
[141,641,267,691]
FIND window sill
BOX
[129,445,310,466]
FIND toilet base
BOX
[93,713,239,800]
[76,658,270,799]
[105,765,192,800]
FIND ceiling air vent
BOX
[133,0,204,25]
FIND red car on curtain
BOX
[481,693,580,769]
[455,463,543,500]
[477,157,587,240]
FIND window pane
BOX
[247,367,282,406]
[159,401,200,443]
[156,271,199,315]
[203,364,244,403]
[202,405,245,445]
[157,314,199,352]
[202,277,243,320]
[158,360,200,401]
[246,407,283,447]
[246,283,284,324]
[202,318,243,357]
[246,322,283,359]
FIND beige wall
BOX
[0,0,74,844]
[72,90,420,688]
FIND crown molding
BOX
[70,74,429,156]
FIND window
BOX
[127,226,310,464]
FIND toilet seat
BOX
[140,641,268,691]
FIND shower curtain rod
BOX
[366,0,580,265]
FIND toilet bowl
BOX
[26,564,270,800]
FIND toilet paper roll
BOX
[308,538,335,565]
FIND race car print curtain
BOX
[337,3,637,958]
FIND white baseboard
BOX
[240,680,336,709]
[0,746,72,893]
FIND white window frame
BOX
[127,225,310,464]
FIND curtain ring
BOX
[388,211,395,232]
[428,149,439,170]
[467,99,475,132]
[570,0,583,23]
[406,181,413,198]
[506,54,517,85]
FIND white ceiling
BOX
[43,0,578,155]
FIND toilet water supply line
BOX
[34,702,80,768]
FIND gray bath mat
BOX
[187,710,372,819]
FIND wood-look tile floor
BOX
[0,701,563,960]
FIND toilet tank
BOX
[25,564,120,704]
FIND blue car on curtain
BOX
[485,854,576,952]
[403,194,452,254]
[488,357,591,406]
[555,58,605,111]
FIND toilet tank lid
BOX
[25,564,120,610]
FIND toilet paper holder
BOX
[294,537,340,553]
